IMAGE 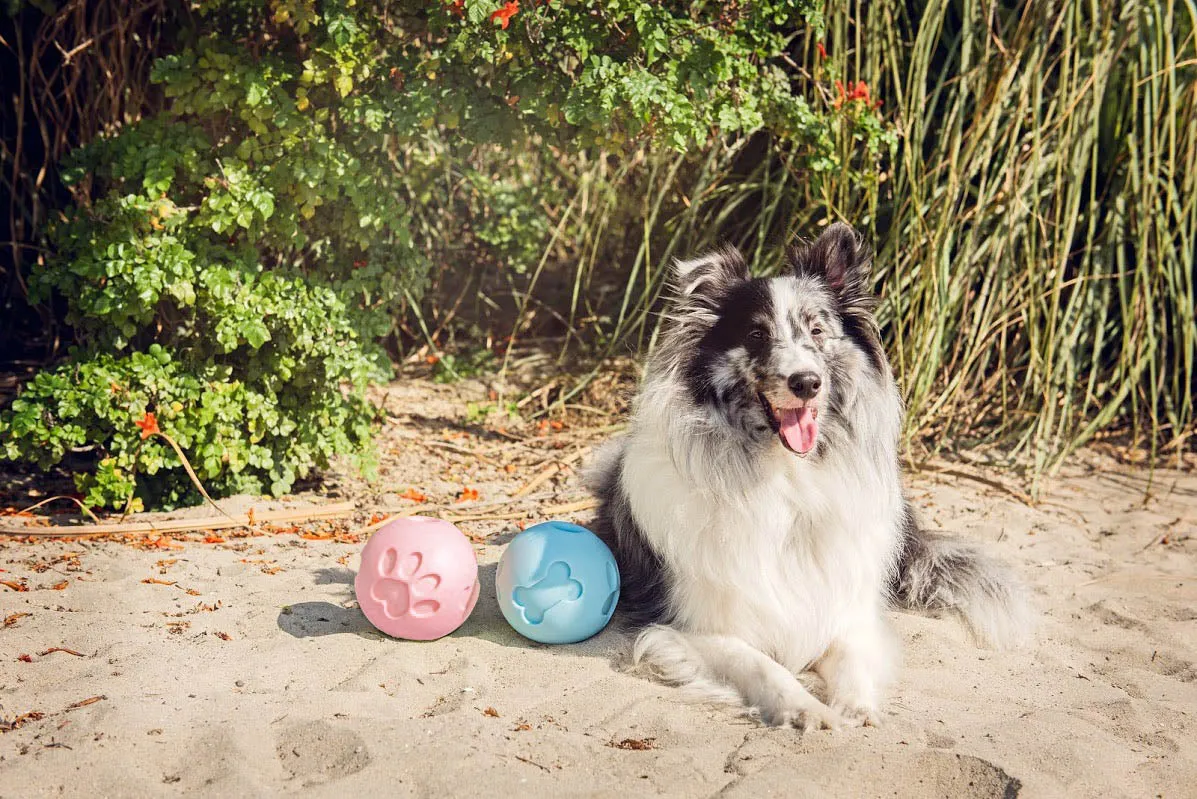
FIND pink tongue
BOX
[779,407,818,454]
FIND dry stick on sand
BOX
[918,463,1034,506]
[0,501,358,538]
[513,446,592,498]
[4,496,103,524]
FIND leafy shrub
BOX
[3,1,881,508]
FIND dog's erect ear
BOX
[791,222,873,300]
[672,246,748,306]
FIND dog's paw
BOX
[829,698,881,728]
[757,693,844,731]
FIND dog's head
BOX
[666,223,885,456]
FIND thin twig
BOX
[0,501,357,537]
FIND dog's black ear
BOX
[791,222,873,301]
[672,246,748,307]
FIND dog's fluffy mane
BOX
[587,223,1033,728]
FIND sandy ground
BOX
[1,377,1195,798]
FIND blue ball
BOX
[495,521,620,644]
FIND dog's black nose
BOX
[787,372,821,399]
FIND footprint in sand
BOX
[721,749,1022,799]
[276,720,370,785]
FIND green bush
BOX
[3,1,882,508]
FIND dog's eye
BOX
[810,326,824,338]
[748,328,768,341]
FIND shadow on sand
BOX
[276,561,628,662]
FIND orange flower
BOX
[135,411,160,439]
[490,0,519,29]
[816,42,828,60]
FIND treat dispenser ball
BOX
[355,516,480,641]
[495,521,620,644]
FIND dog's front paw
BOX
[758,692,844,731]
[829,698,881,728]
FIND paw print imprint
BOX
[371,548,441,619]
[512,561,582,624]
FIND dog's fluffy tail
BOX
[891,522,1035,649]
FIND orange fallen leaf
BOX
[504,464,517,473]
[300,532,334,540]
[203,534,226,544]
[136,536,182,550]
[215,631,231,641]
[1,580,28,592]
[17,653,33,662]
[4,612,31,628]
[185,588,202,596]
[609,737,657,750]
[51,580,69,590]
[457,487,480,502]
[483,706,500,717]
[141,578,176,586]
[400,488,427,503]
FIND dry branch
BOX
[0,501,357,538]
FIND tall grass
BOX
[853,0,1196,475]
[504,0,1195,475]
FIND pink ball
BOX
[355,516,480,641]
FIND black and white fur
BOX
[588,223,1033,729]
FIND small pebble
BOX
[235,680,245,687]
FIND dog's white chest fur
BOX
[621,388,903,673]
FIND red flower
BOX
[490,0,519,29]
[833,80,879,111]
[448,0,464,18]
[816,42,828,60]
[135,411,160,440]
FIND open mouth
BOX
[758,392,820,455]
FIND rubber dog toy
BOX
[495,520,620,644]
[355,516,480,641]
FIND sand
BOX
[1,377,1194,798]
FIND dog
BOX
[587,223,1033,729]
